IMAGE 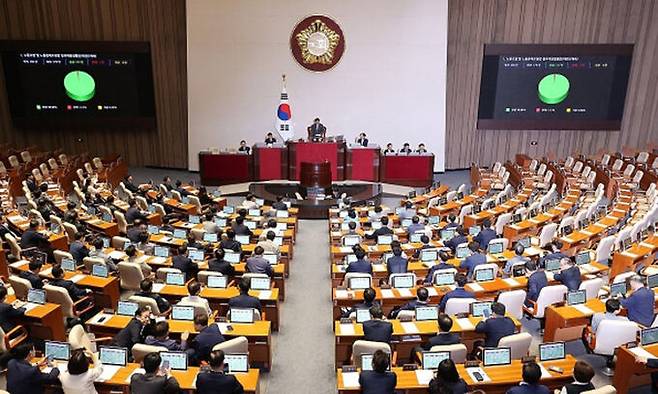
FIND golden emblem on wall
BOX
[290,15,345,72]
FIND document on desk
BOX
[538,363,552,379]
[335,290,349,299]
[579,264,595,273]
[149,256,166,265]
[258,290,272,299]
[572,304,594,316]
[340,247,353,253]
[503,278,520,286]
[70,274,86,283]
[465,367,491,383]
[426,287,438,297]
[40,267,53,277]
[22,302,40,313]
[380,289,394,299]
[95,365,121,382]
[466,283,484,292]
[397,289,413,298]
[342,372,360,387]
[629,346,657,360]
[135,255,150,264]
[88,313,111,325]
[125,368,146,383]
[401,322,419,334]
[339,324,355,335]
[640,242,655,249]
[415,369,434,385]
[456,318,475,331]
[109,251,127,260]
[151,283,166,292]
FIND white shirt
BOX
[59,360,103,394]
[180,295,211,315]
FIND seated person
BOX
[126,219,146,243]
[460,241,486,279]
[0,285,25,333]
[196,350,244,394]
[393,287,431,318]
[197,186,214,206]
[506,361,550,394]
[231,216,253,237]
[554,257,581,291]
[259,219,279,240]
[126,245,152,277]
[620,274,655,327]
[241,194,258,210]
[69,232,90,264]
[524,260,547,307]
[202,212,218,234]
[58,348,103,392]
[429,359,468,394]
[180,281,211,315]
[129,351,180,394]
[228,277,261,312]
[398,201,416,220]
[307,118,326,141]
[208,248,236,277]
[557,360,595,394]
[539,240,567,267]
[363,305,393,343]
[256,230,279,254]
[135,231,154,255]
[220,229,242,253]
[368,206,386,220]
[146,320,189,351]
[344,221,359,236]
[172,245,199,280]
[359,350,396,394]
[356,132,369,147]
[125,199,148,224]
[89,238,117,271]
[345,247,373,275]
[399,142,412,154]
[412,235,433,259]
[246,246,274,277]
[7,343,60,394]
[365,216,394,240]
[474,218,496,248]
[503,244,529,276]
[416,143,427,153]
[20,220,49,249]
[189,314,225,365]
[341,287,380,318]
[238,140,251,154]
[114,305,154,351]
[424,251,454,283]
[421,313,460,350]
[386,246,408,276]
[174,180,191,197]
[383,143,395,155]
[443,214,459,229]
[474,302,515,348]
[50,265,91,301]
[439,274,474,312]
[136,279,171,314]
[19,260,44,289]
[271,196,288,211]
[444,225,468,252]
[591,298,627,333]
[264,132,277,145]
[407,215,425,235]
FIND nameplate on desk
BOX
[572,304,594,316]
[339,324,356,335]
[503,278,520,286]
[341,371,360,387]
[456,318,475,330]
[335,290,349,299]
[401,322,419,334]
[152,283,166,292]
[380,289,394,298]
[581,230,594,236]
[466,283,484,292]
[640,242,656,249]
[415,369,434,385]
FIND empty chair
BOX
[535,171,553,189]
[445,191,457,202]
[48,157,59,170]
[153,203,167,218]
[131,344,168,363]
[537,163,547,176]
[114,210,128,234]
[92,157,104,169]
[444,297,477,315]
[212,336,249,354]
[497,290,527,320]
[529,159,538,172]
[457,204,472,224]
[188,195,202,214]
[589,320,638,376]
[0,324,29,353]
[429,344,468,363]
[352,340,392,369]
[574,210,588,228]
[572,161,583,174]
[0,161,6,177]
[156,267,182,282]
[492,172,509,190]
[39,163,50,178]
[498,332,532,359]
[343,273,373,289]
[20,151,32,163]
[112,235,130,250]
[5,234,22,259]
[118,262,146,291]
[579,171,597,190]
[615,228,632,250]
[31,168,42,183]
[601,154,611,166]
[523,285,568,319]
[564,157,574,169]
[8,276,32,300]
[611,159,623,172]
[579,278,603,300]
[653,157,658,170]
[58,153,69,166]
[457,184,467,195]
[622,164,635,178]
[536,223,558,247]
[62,222,78,243]
[624,170,644,190]
[54,250,74,264]
[135,196,149,211]
[44,284,94,320]
[558,216,575,232]
[495,213,512,235]
[492,162,502,173]
[7,156,19,169]
[171,190,182,201]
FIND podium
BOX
[346,145,380,181]
[198,151,252,185]
[380,153,434,187]
[288,141,345,181]
[253,143,288,180]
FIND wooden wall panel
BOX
[447,0,658,169]
[0,0,187,168]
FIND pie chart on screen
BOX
[537,73,570,105]
[64,70,96,102]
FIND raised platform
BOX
[220,180,413,198]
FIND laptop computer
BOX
[92,264,109,278]
[166,272,185,286]
[421,351,450,370]
[117,301,139,316]
[27,288,46,305]
[229,308,255,324]
[45,341,70,361]
[224,353,249,373]
[482,347,511,367]
[207,275,228,289]
[250,277,270,291]
[99,346,128,366]
[160,351,188,370]
[415,306,439,321]
[391,274,415,289]
[538,342,565,362]
[171,305,195,321]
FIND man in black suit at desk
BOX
[20,220,48,249]
[554,256,582,291]
[220,229,242,253]
[424,251,454,284]
[421,314,460,350]
[307,117,326,142]
[386,246,408,276]
[50,265,90,301]
[129,352,180,394]
[190,313,225,364]
[172,245,199,280]
[232,216,253,237]
[208,249,236,277]
[228,278,262,312]
[365,216,394,240]
[19,260,44,289]
[6,343,60,394]
[363,305,393,343]
[196,350,244,394]
[0,286,25,332]
[474,302,515,348]
[356,132,369,147]
[359,350,396,394]
[136,279,171,314]
[345,247,373,275]
[125,199,147,224]
[114,305,154,353]
[341,287,379,318]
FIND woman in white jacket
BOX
[59,348,103,394]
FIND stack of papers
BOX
[456,318,475,330]
[572,304,594,316]
[339,324,355,335]
[70,274,86,283]
[401,322,419,334]
[503,278,519,286]
[151,283,166,292]
[397,289,413,298]
[415,369,435,384]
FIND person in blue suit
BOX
[620,274,655,327]
[524,260,548,307]
[407,216,425,235]
[421,314,460,350]
[195,350,244,394]
[359,350,396,394]
[539,240,567,267]
[474,218,497,249]
[346,247,373,275]
[424,251,455,284]
[439,274,475,312]
[189,313,224,364]
[396,287,431,315]
[363,305,393,343]
[554,257,582,291]
[443,214,459,229]
[474,302,516,348]
[444,226,468,252]
[386,245,408,276]
[506,361,550,394]
[460,241,486,279]
[6,344,60,394]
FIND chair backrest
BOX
[428,344,468,363]
[83,257,106,272]
[592,320,638,355]
[8,155,19,168]
[54,250,74,264]
[572,161,583,173]
[389,273,417,287]
[8,276,31,300]
[135,196,149,211]
[444,297,477,315]
[582,386,617,394]
[495,213,512,235]
[564,157,574,169]
[497,289,527,320]
[156,267,182,282]
[129,295,161,314]
[99,205,113,220]
[457,184,467,195]
[177,301,209,317]
[39,163,50,177]
[612,159,623,171]
[498,332,532,359]
[153,203,167,217]
[131,344,168,363]
[114,211,128,234]
[537,163,547,176]
[198,270,225,285]
[48,158,59,170]
[343,273,373,288]
[581,166,592,178]
[446,191,457,202]
[534,285,568,318]
[171,190,182,201]
[538,223,558,247]
[352,340,392,369]
[472,263,498,280]
[5,233,22,258]
[159,184,168,195]
[58,153,69,166]
[68,324,94,353]
[20,151,31,163]
[62,222,78,243]
[632,170,644,184]
[212,335,249,354]
[188,195,202,214]
[579,278,603,300]
[623,164,635,177]
[118,262,146,292]
[615,228,632,250]
[601,154,611,166]
[92,157,103,169]
[558,216,574,230]
[112,236,130,250]
[44,284,74,318]
[492,162,501,173]
[458,205,473,224]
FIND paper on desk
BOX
[22,303,40,312]
[125,368,146,383]
[572,304,594,316]
[466,283,484,292]
[380,289,394,298]
[109,251,126,260]
[456,318,475,331]
[415,369,435,385]
[258,290,272,299]
[465,367,491,383]
[579,264,595,273]
[95,365,121,382]
[340,247,353,253]
[339,324,355,335]
[401,322,419,334]
[503,278,519,286]
[426,287,438,297]
[335,290,349,299]
[40,267,53,277]
[342,372,360,387]
[581,230,594,236]
[397,289,413,298]
[151,283,166,292]
[629,346,657,360]
[545,272,555,282]
[217,323,229,334]
[640,242,655,249]
[149,256,166,265]
[135,255,149,264]
[538,363,552,379]
[70,274,86,283]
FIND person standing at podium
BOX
[264,132,277,145]
[307,117,326,142]
[356,132,369,147]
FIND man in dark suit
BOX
[444,226,468,252]
[220,229,242,253]
[231,216,252,237]
[69,232,89,264]
[208,249,236,277]
[135,279,171,314]
[474,302,516,348]
[20,220,48,249]
[50,265,90,301]
[6,343,60,394]
[114,305,153,353]
[341,287,379,318]
[460,241,486,279]
[307,117,326,141]
[524,260,548,307]
[172,245,199,280]
[271,196,288,211]
[19,260,44,289]
[363,305,393,343]
[245,246,273,277]
[174,180,191,197]
[506,362,550,394]
[386,246,408,276]
[196,350,244,394]
[264,132,277,145]
[190,313,225,364]
[424,251,454,284]
[129,352,180,394]
[125,199,148,224]
[228,278,261,312]
[356,132,369,147]
[443,214,459,229]
[407,215,425,235]
[539,240,568,267]
[554,257,581,291]
[126,219,146,243]
[620,274,655,327]
[365,216,394,240]
[359,350,396,394]
[0,285,25,332]
[123,175,140,194]
[345,247,373,275]
[398,287,431,314]
[439,274,475,312]
[474,218,497,249]
[421,314,460,350]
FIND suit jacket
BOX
[421,332,461,350]
[554,265,581,291]
[228,294,261,312]
[460,253,487,278]
[208,258,236,276]
[346,259,373,275]
[363,319,393,343]
[439,288,475,312]
[51,278,87,301]
[621,286,655,326]
[474,228,497,248]
[129,372,180,394]
[246,256,273,277]
[359,370,397,394]
[124,181,140,193]
[125,206,147,224]
[430,378,468,394]
[172,255,199,279]
[69,240,90,263]
[424,263,454,283]
[20,229,48,249]
[386,256,408,275]
[0,302,25,332]
[126,227,143,243]
[7,359,60,394]
[145,335,186,351]
[445,235,468,252]
[192,324,225,362]
[357,138,369,147]
[19,270,43,289]
[308,123,326,140]
[407,223,425,235]
[232,224,252,236]
[196,370,244,394]
[506,383,550,394]
[475,316,516,347]
[220,239,242,253]
[365,226,393,240]
[526,271,548,305]
[114,318,149,352]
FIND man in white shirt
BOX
[591,298,627,333]
[256,230,280,254]
[179,281,211,315]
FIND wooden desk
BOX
[613,344,658,393]
[428,188,490,217]
[7,295,66,341]
[86,315,273,370]
[462,187,533,228]
[543,299,605,342]
[611,235,658,279]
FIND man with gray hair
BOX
[619,274,655,327]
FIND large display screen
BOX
[477,44,633,130]
[0,40,156,127]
